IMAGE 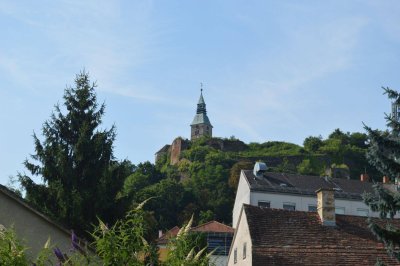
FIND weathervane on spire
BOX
[200,82,203,93]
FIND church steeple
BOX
[196,86,207,114]
[191,84,213,140]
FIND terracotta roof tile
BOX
[157,221,233,245]
[243,204,400,265]
[191,220,234,233]
[157,226,180,245]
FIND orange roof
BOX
[157,221,234,245]
[157,226,180,245]
[191,220,234,233]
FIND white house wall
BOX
[228,208,252,266]
[232,172,251,228]
[249,191,383,217]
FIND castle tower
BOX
[191,86,213,140]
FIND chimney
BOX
[360,173,369,182]
[158,230,163,238]
[253,162,267,178]
[316,188,336,226]
[383,176,390,183]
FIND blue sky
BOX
[1,1,400,186]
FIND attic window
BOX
[357,208,369,217]
[308,205,317,212]
[283,202,296,211]
[335,207,345,214]
[243,242,247,259]
[234,248,237,264]
[258,201,270,208]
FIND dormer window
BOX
[258,201,270,208]
[357,208,369,217]
[335,207,345,214]
[283,202,296,211]
[308,205,317,212]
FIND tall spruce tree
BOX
[18,72,129,234]
[364,87,400,261]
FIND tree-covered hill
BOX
[120,129,379,232]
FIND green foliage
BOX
[303,136,323,153]
[305,129,376,179]
[18,72,132,234]
[165,216,212,266]
[0,226,28,266]
[228,160,253,190]
[91,206,158,266]
[274,157,297,173]
[363,87,400,262]
[0,203,213,266]
[296,157,324,176]
[241,141,304,157]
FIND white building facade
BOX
[232,163,395,227]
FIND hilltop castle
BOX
[190,89,213,140]
[155,89,213,164]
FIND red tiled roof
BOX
[191,220,234,233]
[157,221,233,245]
[243,204,400,265]
[157,226,180,245]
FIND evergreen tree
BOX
[18,71,129,234]
[363,87,400,261]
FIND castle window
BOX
[243,242,247,259]
[234,248,237,264]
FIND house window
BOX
[308,205,317,212]
[258,201,270,208]
[283,202,296,211]
[357,208,369,217]
[234,248,237,264]
[243,242,247,259]
[335,207,345,214]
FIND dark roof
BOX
[243,170,378,200]
[155,144,170,155]
[243,204,400,265]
